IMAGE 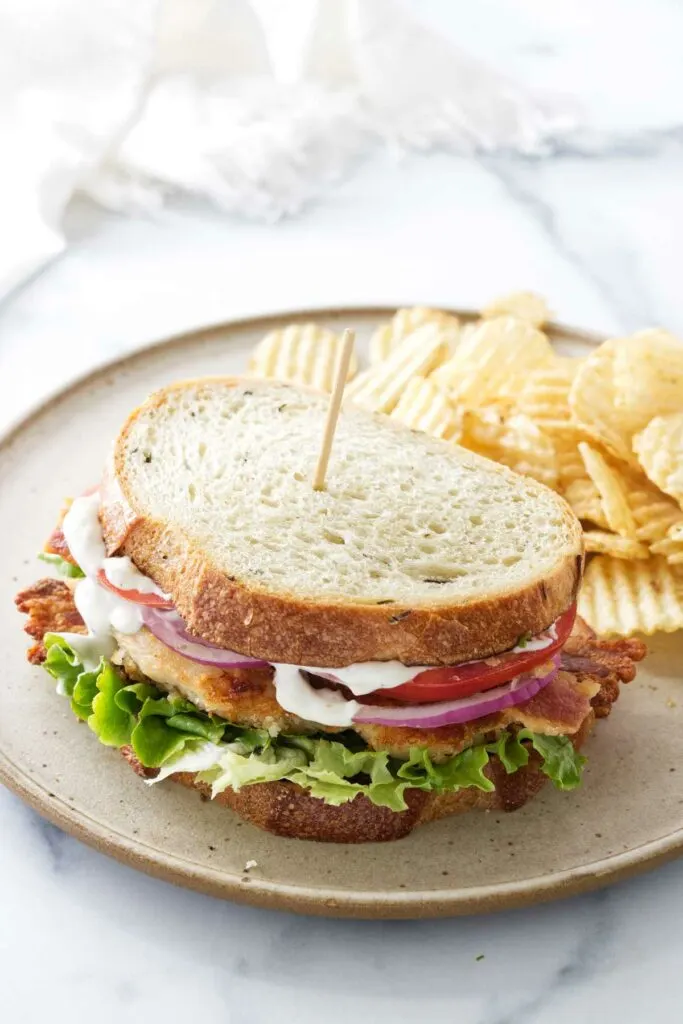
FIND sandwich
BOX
[16,378,646,843]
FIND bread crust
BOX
[101,376,584,667]
[122,715,593,843]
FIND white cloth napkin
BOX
[0,1,158,296]
[0,0,576,300]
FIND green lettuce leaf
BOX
[518,730,586,791]
[41,635,220,763]
[487,731,530,774]
[39,636,588,809]
[71,668,100,722]
[288,771,369,807]
[44,633,83,696]
[89,661,135,747]
[131,699,226,766]
[207,746,308,795]
[165,713,225,743]
[235,727,274,752]
[114,683,159,714]
[433,744,496,792]
[131,715,192,767]
[38,552,85,578]
[287,740,404,808]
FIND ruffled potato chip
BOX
[460,405,558,488]
[481,291,551,327]
[578,555,683,637]
[516,359,582,435]
[577,443,636,538]
[633,412,683,506]
[650,522,683,566]
[613,329,683,431]
[345,323,449,414]
[564,479,608,528]
[390,376,460,439]
[583,531,649,560]
[623,473,683,545]
[431,316,554,406]
[249,323,358,391]
[369,307,459,364]
[569,341,638,464]
[556,442,589,485]
[556,444,608,528]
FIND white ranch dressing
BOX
[103,555,167,595]
[58,493,165,669]
[510,623,557,654]
[272,659,434,729]
[272,664,361,728]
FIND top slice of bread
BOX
[100,377,583,666]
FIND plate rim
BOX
[3,305,679,919]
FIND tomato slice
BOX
[96,568,174,610]
[376,604,576,704]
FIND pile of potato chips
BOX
[247,297,683,639]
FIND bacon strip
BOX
[560,616,646,719]
[43,502,78,565]
[501,671,598,736]
[562,616,646,682]
[561,654,610,677]
[14,578,85,663]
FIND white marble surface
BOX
[3,2,683,1020]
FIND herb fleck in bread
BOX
[101,378,583,666]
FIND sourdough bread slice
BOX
[101,377,583,666]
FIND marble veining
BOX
[2,2,683,1020]
[33,816,73,872]
[480,156,662,333]
[483,888,616,1023]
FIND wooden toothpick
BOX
[313,328,356,491]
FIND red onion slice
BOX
[141,606,271,669]
[352,657,560,728]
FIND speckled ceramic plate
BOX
[1,308,682,919]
